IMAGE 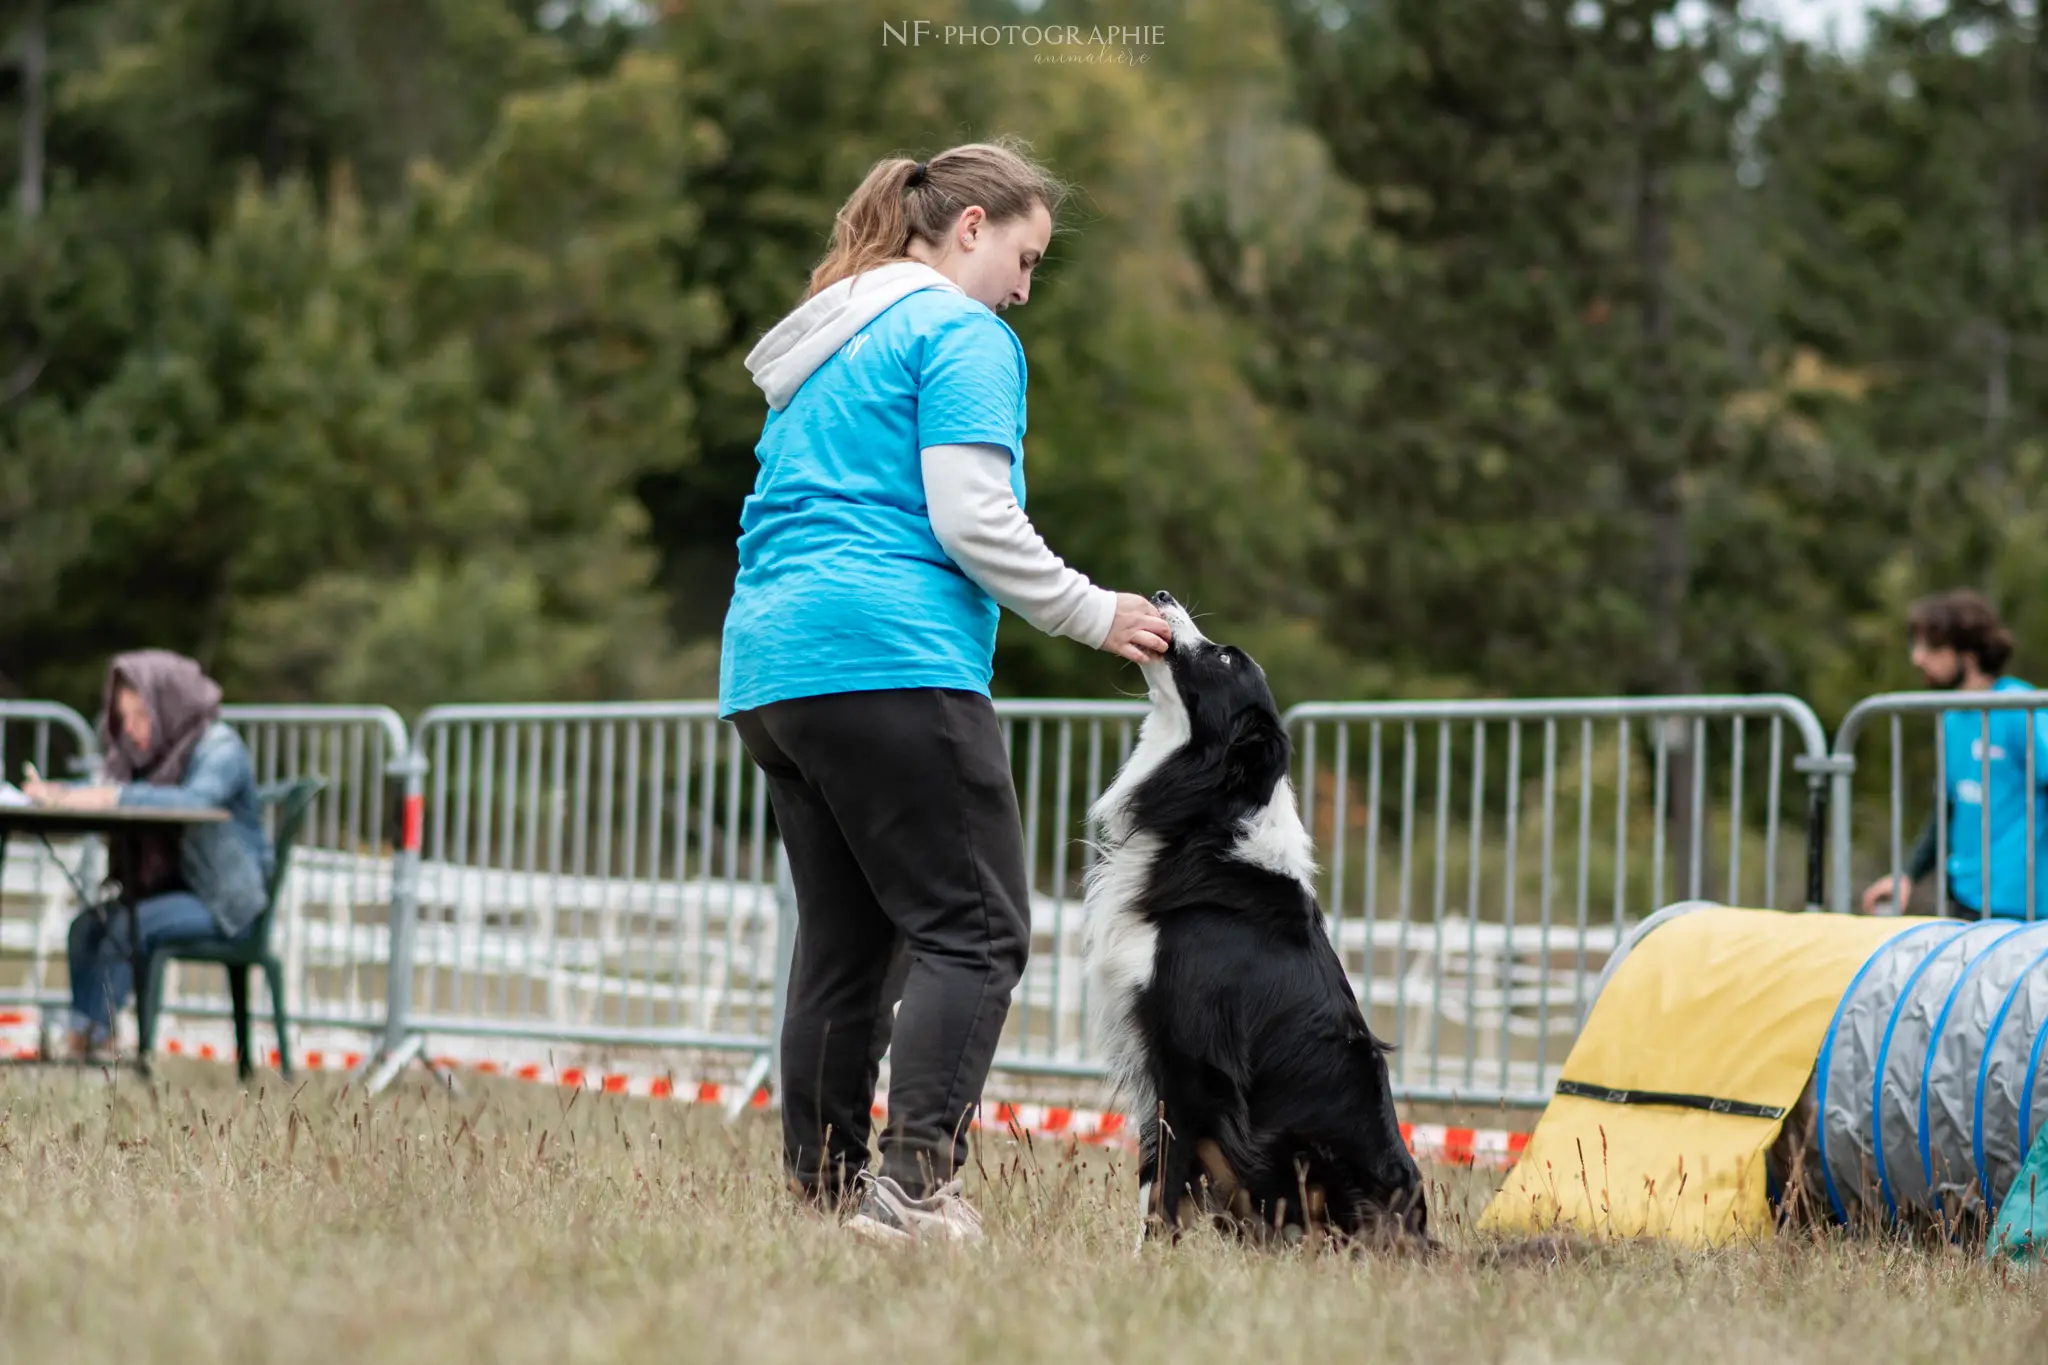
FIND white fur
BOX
[1088,649,1189,846]
[1082,648,1186,1127]
[1083,829,1163,1126]
[1230,776,1318,888]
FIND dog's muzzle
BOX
[1149,591,1204,652]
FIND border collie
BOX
[1083,592,1428,1250]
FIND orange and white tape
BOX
[0,1011,1527,1168]
[1400,1122,1531,1167]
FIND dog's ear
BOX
[1221,706,1289,802]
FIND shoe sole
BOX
[845,1214,915,1247]
[844,1215,985,1248]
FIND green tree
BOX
[1761,2,2048,720]
[5,48,724,715]
[1201,1,1768,701]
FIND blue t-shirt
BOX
[719,289,1028,717]
[1940,676,2048,917]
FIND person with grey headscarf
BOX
[24,650,273,1060]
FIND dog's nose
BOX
[1151,591,1177,608]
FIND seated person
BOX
[23,651,274,1060]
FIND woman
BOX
[721,140,1171,1245]
[24,650,274,1060]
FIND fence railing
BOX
[1284,695,1831,1107]
[200,706,414,1039]
[10,685,2039,1115]
[0,700,98,783]
[392,703,778,1060]
[0,701,101,1026]
[1827,689,2048,920]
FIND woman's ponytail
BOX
[805,139,1071,299]
[805,158,926,299]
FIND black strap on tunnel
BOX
[1554,1078,1788,1122]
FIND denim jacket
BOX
[116,722,275,935]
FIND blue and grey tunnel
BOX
[1551,902,2048,1239]
[1811,917,2048,1231]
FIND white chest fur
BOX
[1081,829,1162,1120]
[1230,777,1318,888]
[1081,674,1185,1119]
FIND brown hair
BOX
[805,138,1071,299]
[1908,589,2015,674]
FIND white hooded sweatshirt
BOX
[743,263,1117,650]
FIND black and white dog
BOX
[1083,592,1428,1249]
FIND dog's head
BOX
[1132,592,1290,818]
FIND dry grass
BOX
[0,1062,2042,1365]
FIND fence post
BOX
[385,746,427,1053]
[1804,765,1828,914]
[364,744,429,1094]
[1793,752,1856,913]
[1829,756,1853,915]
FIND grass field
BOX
[0,1062,2042,1365]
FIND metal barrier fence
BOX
[1827,689,2048,920]
[0,701,101,1025]
[0,700,98,783]
[1286,696,1832,1107]
[27,687,2015,1118]
[383,703,780,1075]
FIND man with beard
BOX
[1860,590,2048,920]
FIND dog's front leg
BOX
[1133,1112,1188,1252]
[1133,1119,1164,1255]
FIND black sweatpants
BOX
[732,688,1031,1201]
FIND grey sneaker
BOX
[65,1028,117,1066]
[844,1172,985,1247]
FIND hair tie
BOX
[906,161,928,189]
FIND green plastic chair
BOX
[136,777,324,1082]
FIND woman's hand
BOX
[21,764,62,806]
[21,766,118,811]
[1100,592,1172,664]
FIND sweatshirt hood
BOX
[744,261,964,411]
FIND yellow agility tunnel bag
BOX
[1479,903,2048,1245]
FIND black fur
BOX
[1116,597,1428,1246]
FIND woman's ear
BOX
[956,204,986,248]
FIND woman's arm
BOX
[112,734,246,809]
[922,442,1118,648]
[21,766,118,810]
[29,732,246,811]
[912,313,1167,662]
